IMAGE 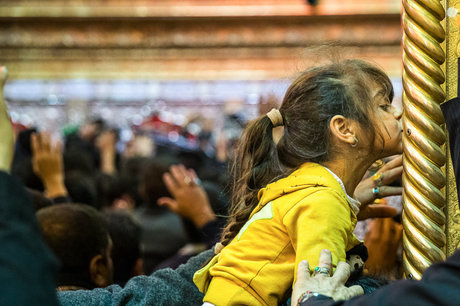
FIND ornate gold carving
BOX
[444,0,460,256]
[401,0,446,279]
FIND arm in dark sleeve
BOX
[0,171,59,306]
[301,250,460,306]
[58,249,213,306]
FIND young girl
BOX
[194,59,402,305]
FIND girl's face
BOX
[370,86,403,157]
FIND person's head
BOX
[79,118,106,143]
[36,204,113,289]
[139,156,179,207]
[106,175,139,210]
[103,210,143,286]
[221,59,402,246]
[64,172,98,208]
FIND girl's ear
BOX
[329,115,358,147]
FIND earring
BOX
[351,136,358,148]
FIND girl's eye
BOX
[380,104,390,111]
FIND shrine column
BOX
[402,0,460,279]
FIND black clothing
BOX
[0,171,59,305]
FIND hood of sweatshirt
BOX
[255,162,351,215]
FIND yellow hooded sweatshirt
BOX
[194,162,361,306]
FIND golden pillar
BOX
[401,0,447,279]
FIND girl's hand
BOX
[355,155,403,220]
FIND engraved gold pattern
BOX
[444,0,460,256]
[401,0,446,279]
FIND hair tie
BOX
[266,108,283,127]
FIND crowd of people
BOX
[0,58,458,306]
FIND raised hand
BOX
[158,164,215,228]
[31,132,67,198]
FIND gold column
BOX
[401,0,446,279]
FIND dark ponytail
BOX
[220,115,284,247]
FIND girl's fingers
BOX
[381,155,402,170]
[381,166,403,185]
[376,186,403,198]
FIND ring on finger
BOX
[183,176,192,186]
[372,186,381,198]
[372,172,383,187]
[314,266,330,276]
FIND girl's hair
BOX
[220,59,394,247]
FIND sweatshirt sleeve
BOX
[58,249,212,306]
[283,189,355,280]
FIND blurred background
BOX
[0,0,402,152]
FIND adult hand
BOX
[291,249,363,306]
[0,67,14,173]
[158,164,216,228]
[355,155,402,220]
[31,132,67,198]
[364,217,403,279]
